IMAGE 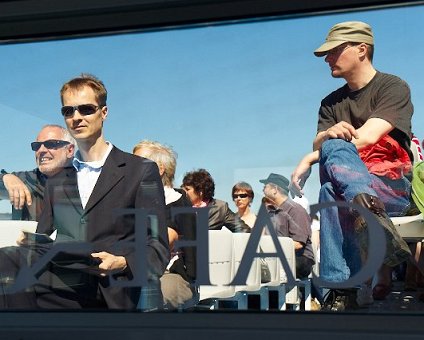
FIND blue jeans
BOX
[319,139,411,283]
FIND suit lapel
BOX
[83,147,125,214]
[62,166,84,216]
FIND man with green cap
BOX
[291,21,413,311]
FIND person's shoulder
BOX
[211,198,228,207]
[43,166,74,190]
[284,199,308,213]
[377,71,401,81]
[111,146,157,168]
[208,199,232,213]
[375,71,410,88]
[110,146,137,162]
[9,169,37,178]
[168,188,191,207]
[47,165,74,178]
[1,169,39,186]
[321,83,349,105]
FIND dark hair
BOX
[232,181,254,201]
[182,168,215,201]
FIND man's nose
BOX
[71,108,83,119]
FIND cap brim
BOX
[314,40,346,57]
[259,179,268,184]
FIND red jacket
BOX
[359,135,411,180]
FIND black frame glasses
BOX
[61,104,102,118]
[232,193,249,199]
[31,139,70,151]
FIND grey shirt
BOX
[265,199,314,262]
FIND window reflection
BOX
[1,4,424,313]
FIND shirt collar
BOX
[72,142,113,171]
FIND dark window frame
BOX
[1,1,423,339]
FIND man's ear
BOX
[67,144,76,159]
[357,43,367,59]
[158,162,165,177]
[101,105,108,121]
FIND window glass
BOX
[0,4,423,313]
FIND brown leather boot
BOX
[352,193,411,267]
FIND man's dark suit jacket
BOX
[166,189,196,284]
[35,146,169,309]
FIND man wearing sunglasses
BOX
[0,125,75,221]
[291,21,413,311]
[25,74,169,310]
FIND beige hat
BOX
[314,21,374,57]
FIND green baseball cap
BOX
[314,21,374,57]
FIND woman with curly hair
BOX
[182,169,249,233]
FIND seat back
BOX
[277,236,296,283]
[393,140,424,241]
[199,230,235,300]
[259,235,280,286]
[232,233,261,292]
[277,236,299,304]
[0,220,37,248]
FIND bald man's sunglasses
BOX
[31,140,70,151]
[61,104,102,118]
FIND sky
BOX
[1,4,424,214]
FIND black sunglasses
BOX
[61,104,102,118]
[233,194,249,199]
[31,139,70,152]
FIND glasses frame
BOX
[232,193,250,199]
[31,139,71,152]
[61,104,102,118]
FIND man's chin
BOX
[331,70,342,78]
[39,165,58,177]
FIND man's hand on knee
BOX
[314,121,358,150]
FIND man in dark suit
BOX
[0,74,169,309]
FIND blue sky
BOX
[1,4,423,214]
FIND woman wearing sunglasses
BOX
[232,182,256,229]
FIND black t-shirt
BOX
[317,71,414,160]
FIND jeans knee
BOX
[322,138,349,150]
[321,138,355,155]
